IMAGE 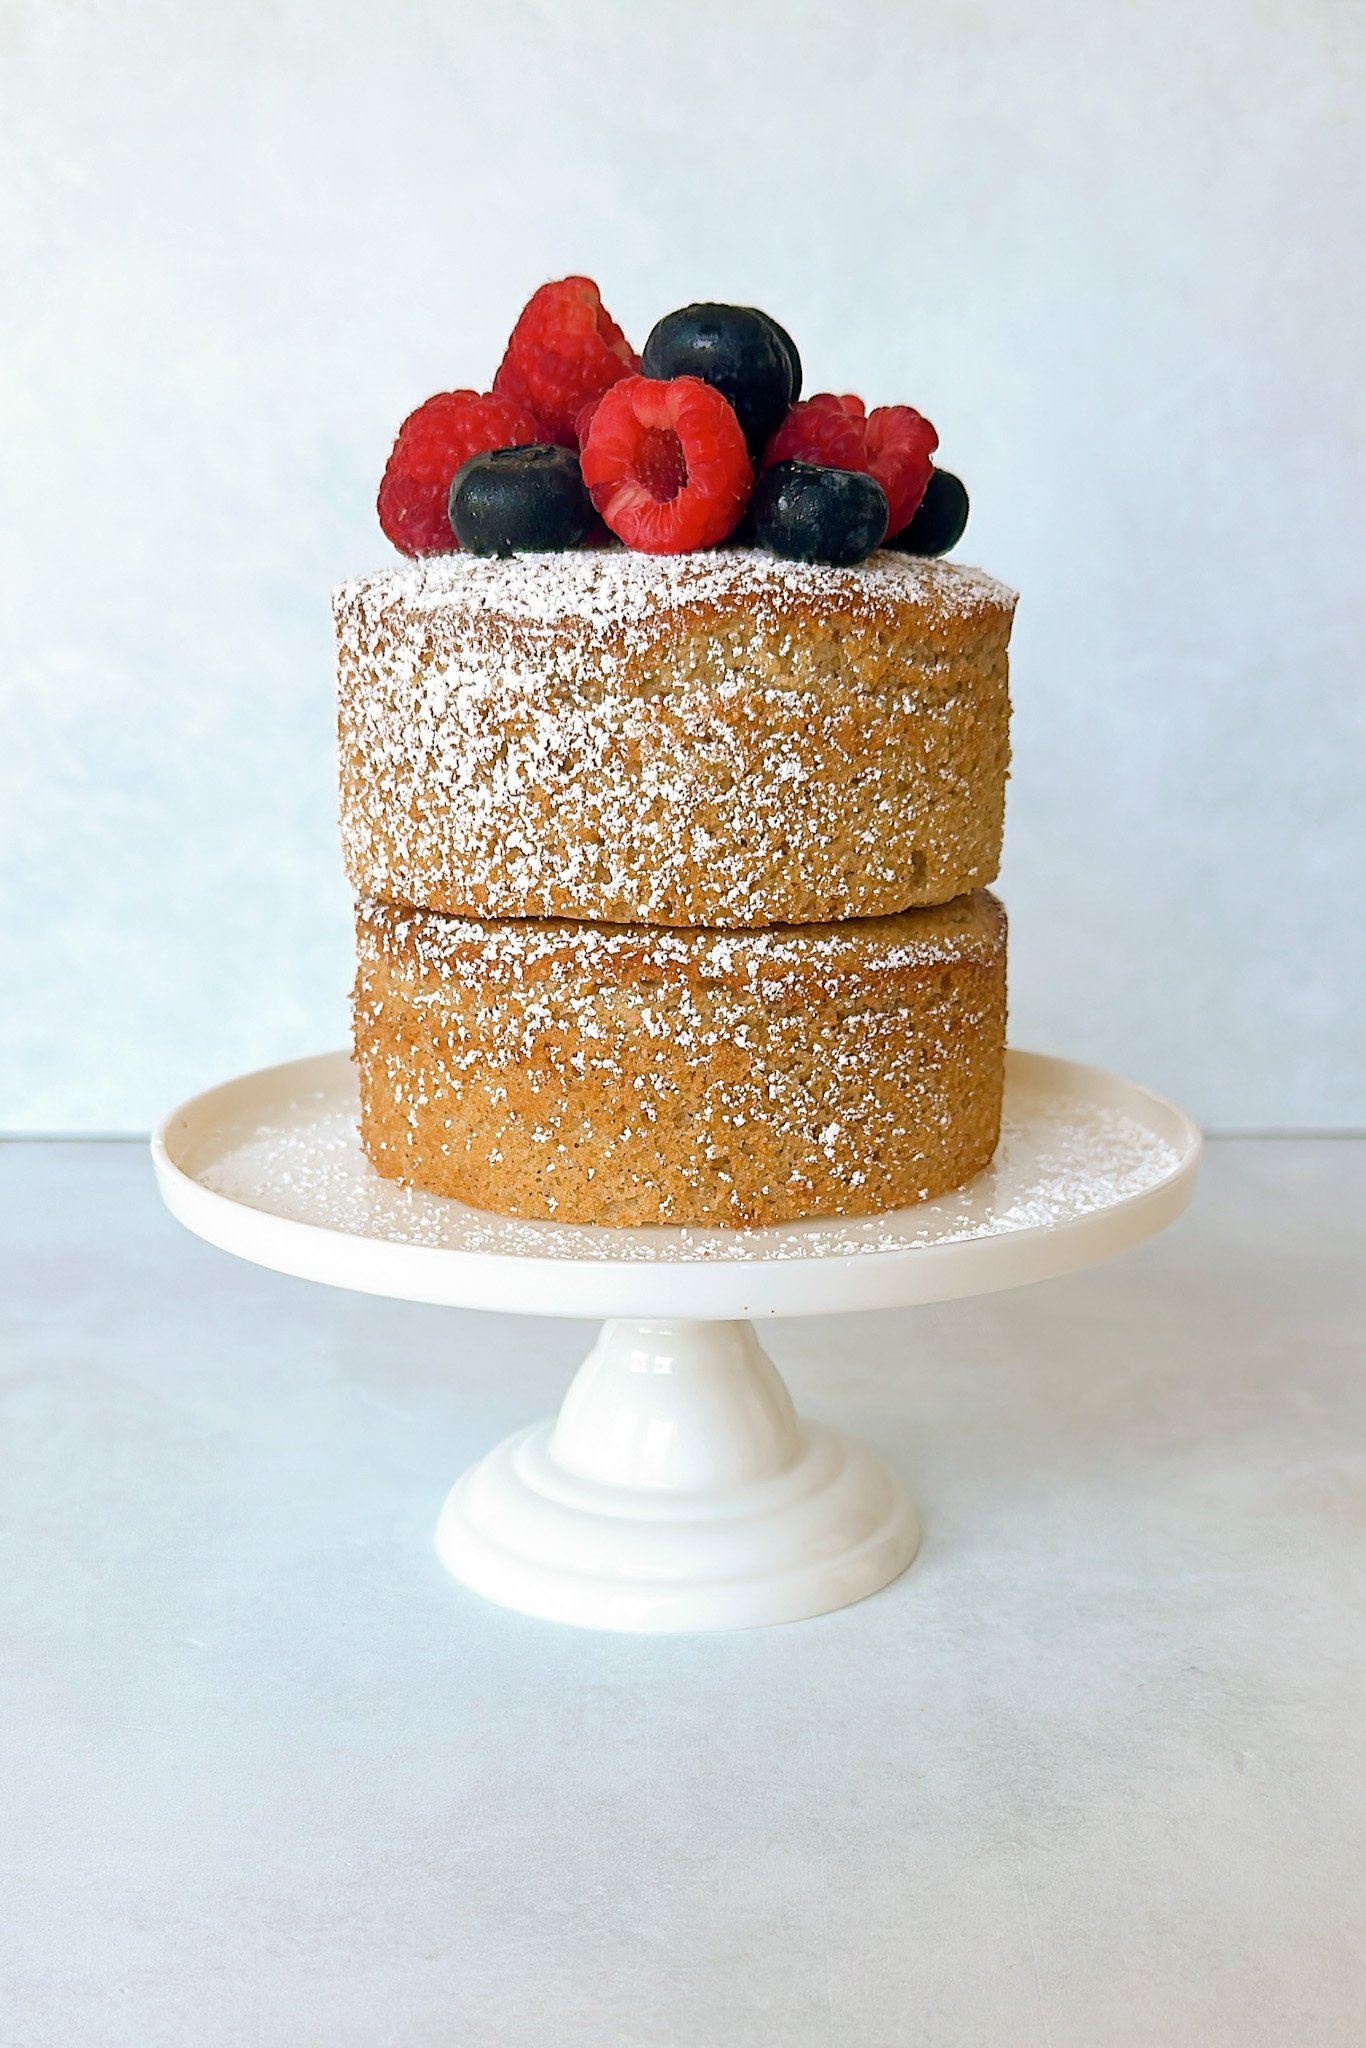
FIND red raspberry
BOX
[764,393,869,475]
[573,393,605,448]
[865,405,939,536]
[579,375,752,552]
[493,277,638,449]
[763,394,939,539]
[377,390,540,556]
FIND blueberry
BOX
[727,497,760,548]
[886,469,969,557]
[448,444,594,555]
[751,460,889,566]
[747,308,802,405]
[641,303,794,455]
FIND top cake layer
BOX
[336,546,1016,930]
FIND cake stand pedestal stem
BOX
[434,1316,920,1633]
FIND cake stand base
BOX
[435,1317,919,1631]
[154,1048,1202,1634]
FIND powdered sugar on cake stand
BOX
[153,1048,1200,1631]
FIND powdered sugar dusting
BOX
[195,1061,1185,1265]
[367,890,1004,985]
[338,545,1016,639]
[335,546,1015,928]
[354,891,1005,1226]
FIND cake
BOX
[341,277,1017,1227]
[354,890,1006,1227]
[336,549,1014,929]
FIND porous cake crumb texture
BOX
[336,547,1016,930]
[353,891,1008,1227]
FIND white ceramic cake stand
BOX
[152,1049,1200,1633]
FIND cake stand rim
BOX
[150,1048,1202,1321]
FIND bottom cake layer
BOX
[353,892,1007,1228]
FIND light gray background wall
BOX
[2,0,1362,1132]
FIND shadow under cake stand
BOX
[153,1049,1200,1633]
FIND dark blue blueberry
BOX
[448,443,593,555]
[727,496,760,547]
[747,308,802,406]
[887,468,969,557]
[641,302,795,454]
[751,460,889,566]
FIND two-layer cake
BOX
[338,545,1015,1225]
[338,278,1016,1226]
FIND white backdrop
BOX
[2,0,1363,1132]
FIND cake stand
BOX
[152,1049,1200,1633]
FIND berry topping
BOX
[750,459,888,566]
[763,395,938,539]
[579,374,752,553]
[864,404,939,536]
[377,390,540,556]
[750,309,802,405]
[886,467,970,556]
[573,394,605,448]
[492,277,638,449]
[374,281,964,565]
[449,444,595,556]
[640,303,795,455]
[764,392,870,475]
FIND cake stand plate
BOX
[153,1050,1200,1632]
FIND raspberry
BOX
[762,394,939,538]
[579,375,752,553]
[573,393,605,448]
[763,393,870,475]
[377,390,540,556]
[493,277,638,448]
[865,405,939,536]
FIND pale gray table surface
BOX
[2,1137,1364,2048]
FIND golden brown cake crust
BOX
[353,890,1007,1227]
[336,548,1016,930]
